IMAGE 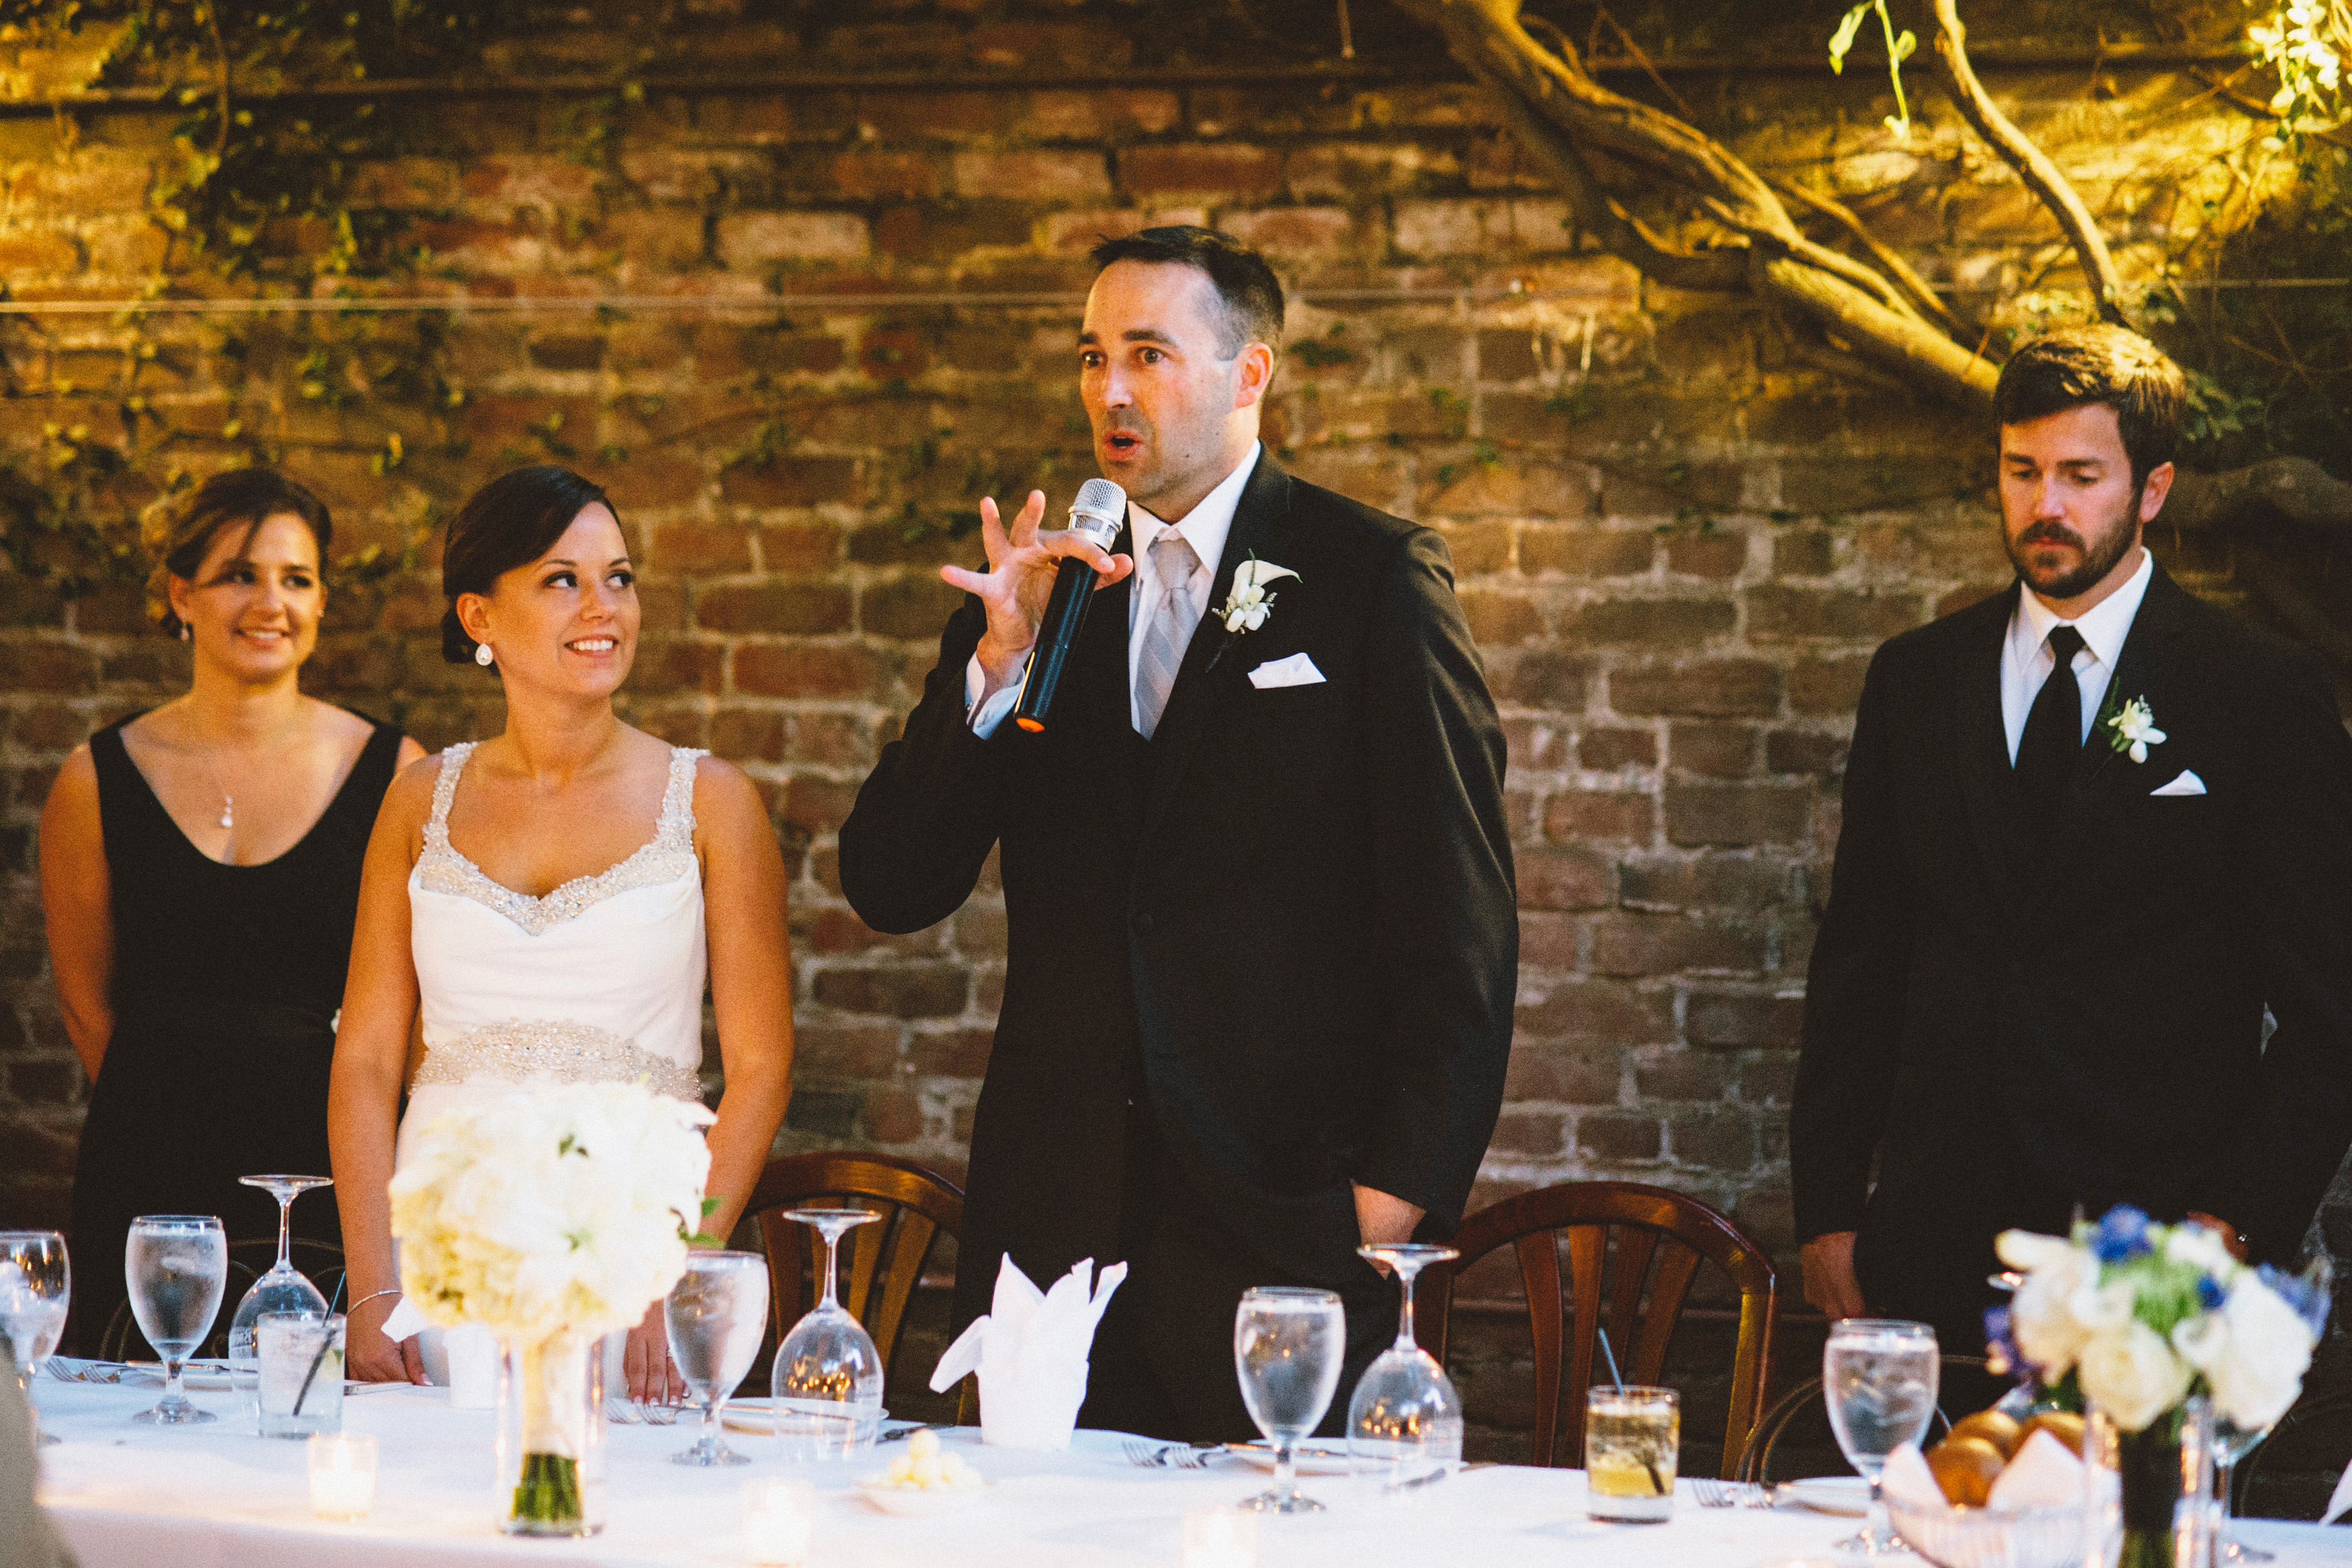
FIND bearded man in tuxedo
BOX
[1792,325,2352,1357]
[838,227,1517,1441]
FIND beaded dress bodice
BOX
[402,742,710,1125]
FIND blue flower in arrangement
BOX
[1982,1304,2021,1379]
[2090,1205,2154,1264]
[2258,1261,2335,1338]
[2196,1274,2228,1312]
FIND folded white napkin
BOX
[2324,1451,2352,1524]
[1986,1430,2084,1513]
[929,1255,1126,1451]
[1248,651,1325,689]
[2150,770,2206,797]
[378,1297,497,1408]
[1882,1441,1944,1508]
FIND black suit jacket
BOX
[839,455,1517,1330]
[1793,564,2352,1331]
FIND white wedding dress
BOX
[388,740,711,1390]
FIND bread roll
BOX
[1926,1435,2007,1507]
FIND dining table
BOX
[28,1373,2352,1567]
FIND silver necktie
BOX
[1135,532,1203,739]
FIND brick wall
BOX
[0,9,2332,1423]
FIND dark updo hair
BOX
[144,467,333,637]
[440,465,616,665]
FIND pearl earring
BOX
[474,642,494,667]
[179,623,190,640]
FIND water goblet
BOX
[666,1250,770,1466]
[2212,1415,2276,1565]
[1234,1285,1346,1514]
[770,1208,884,1460]
[126,1214,228,1424]
[228,1175,333,1422]
[1823,1317,1940,1555]
[1346,1243,1463,1495]
[0,1230,70,1445]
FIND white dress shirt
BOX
[966,442,1261,738]
[2000,546,2154,764]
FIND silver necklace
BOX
[197,748,239,832]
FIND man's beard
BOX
[2006,489,2141,599]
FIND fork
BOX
[1122,1439,1212,1470]
[1690,1477,1739,1508]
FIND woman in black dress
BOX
[39,469,425,1357]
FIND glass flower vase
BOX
[2085,1397,2213,1568]
[496,1331,606,1537]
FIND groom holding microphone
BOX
[840,227,1517,1441]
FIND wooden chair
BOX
[1735,1354,1989,1484]
[99,1236,347,1362]
[1418,1180,1779,1478]
[742,1152,964,1383]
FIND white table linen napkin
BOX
[929,1255,1126,1451]
[1986,1429,2084,1513]
[378,1297,497,1408]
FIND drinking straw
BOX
[1595,1327,1667,1495]
[292,1325,335,1416]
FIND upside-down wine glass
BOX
[770,1209,884,1460]
[126,1215,228,1425]
[0,1230,70,1445]
[1347,1243,1464,1494]
[1235,1285,1348,1514]
[1824,1318,1940,1555]
[227,1175,333,1421]
[666,1251,771,1466]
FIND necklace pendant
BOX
[220,800,234,830]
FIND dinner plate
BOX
[1781,1476,1872,1516]
[1222,1439,1353,1476]
[858,1477,988,1518]
[128,1359,238,1391]
[720,1398,892,1436]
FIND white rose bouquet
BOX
[1989,1206,2328,1435]
[389,1081,716,1536]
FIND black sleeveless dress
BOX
[67,713,402,1358]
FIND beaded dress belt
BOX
[410,1019,703,1101]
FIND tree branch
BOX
[1767,175,1970,339]
[1930,0,2130,328]
[2160,456,2352,531]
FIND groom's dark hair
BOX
[1993,325,2186,492]
[1090,226,1285,357]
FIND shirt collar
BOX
[1128,442,1261,576]
[2013,546,2154,670]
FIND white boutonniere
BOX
[2100,692,2167,764]
[1218,554,1299,635]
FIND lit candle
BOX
[307,1433,377,1522]
[1180,1505,1258,1568]
[742,1479,815,1566]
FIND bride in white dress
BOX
[329,466,794,1395]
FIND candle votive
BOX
[307,1433,377,1522]
[741,1479,815,1566]
[1180,1505,1259,1568]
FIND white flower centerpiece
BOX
[1988,1206,2328,1568]
[390,1082,715,1537]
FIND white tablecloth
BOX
[31,1378,2352,1567]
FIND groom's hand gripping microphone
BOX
[942,485,1134,710]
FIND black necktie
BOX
[2017,625,2088,832]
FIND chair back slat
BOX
[1424,1180,1780,1479]
[1513,1229,1570,1467]
[1561,1226,1605,1466]
[742,1153,965,1384]
[1631,1241,1701,1383]
[1604,1226,1660,1370]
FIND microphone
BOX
[1011,478,1127,734]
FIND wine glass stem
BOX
[2216,1455,2237,1543]
[1866,1477,1888,1546]
[275,1193,294,1272]
[1276,1436,1297,1499]
[703,1396,720,1457]
[163,1356,186,1409]
[1393,1264,1420,1353]
[819,1234,841,1312]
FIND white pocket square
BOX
[1248,652,1326,689]
[2150,770,2206,797]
